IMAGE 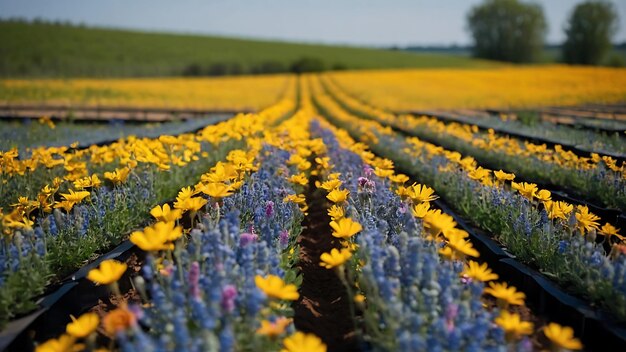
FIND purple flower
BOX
[188,261,200,299]
[239,232,258,247]
[265,201,275,217]
[279,229,290,247]
[221,285,237,313]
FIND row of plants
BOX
[307,114,582,350]
[0,90,298,328]
[33,100,332,351]
[0,114,232,154]
[320,75,626,211]
[0,76,298,211]
[310,75,626,323]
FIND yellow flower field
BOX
[0,74,290,111]
[329,65,626,111]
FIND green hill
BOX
[0,20,499,78]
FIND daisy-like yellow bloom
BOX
[288,173,309,186]
[484,282,526,307]
[327,205,344,221]
[281,332,327,352]
[104,167,131,184]
[494,311,533,341]
[200,182,234,199]
[35,334,84,352]
[575,205,600,234]
[320,248,353,269]
[255,275,299,301]
[441,237,480,260]
[284,194,307,205]
[73,174,102,190]
[467,167,491,182]
[175,186,196,202]
[327,188,350,204]
[319,179,342,191]
[461,261,498,282]
[411,202,430,218]
[87,259,127,285]
[374,167,394,178]
[535,189,552,202]
[407,183,438,203]
[543,323,583,350]
[511,182,538,200]
[256,317,292,338]
[150,204,182,222]
[202,162,238,183]
[599,223,624,242]
[329,218,362,239]
[389,173,409,184]
[174,196,207,212]
[494,170,515,182]
[315,157,331,169]
[66,312,99,338]
[54,200,76,214]
[60,189,91,203]
[131,221,182,251]
[544,201,574,221]
[423,209,457,238]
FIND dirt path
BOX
[293,174,360,351]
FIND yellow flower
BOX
[104,167,131,184]
[327,205,344,221]
[131,221,182,251]
[54,200,76,213]
[543,323,583,350]
[327,188,349,204]
[494,170,515,182]
[66,312,99,338]
[544,201,573,221]
[60,189,91,203]
[389,173,409,184]
[35,334,84,352]
[256,317,292,338]
[407,183,438,202]
[441,237,480,260]
[200,182,234,199]
[461,261,498,282]
[423,209,457,238]
[535,189,551,202]
[320,248,353,269]
[484,282,525,307]
[511,182,538,200]
[174,196,207,212]
[319,179,342,191]
[411,202,430,218]
[87,259,127,285]
[150,203,182,222]
[599,223,624,242]
[73,174,102,190]
[284,194,307,205]
[494,311,533,341]
[329,218,362,239]
[255,275,299,301]
[354,294,366,303]
[281,332,327,352]
[575,205,600,234]
[288,173,309,186]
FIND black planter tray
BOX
[0,240,140,351]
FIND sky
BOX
[1,0,625,46]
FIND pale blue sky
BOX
[1,0,624,46]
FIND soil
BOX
[293,174,360,351]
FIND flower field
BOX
[1,67,626,351]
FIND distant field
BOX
[0,75,293,110]
[329,65,626,110]
[0,21,499,78]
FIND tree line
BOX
[467,0,621,65]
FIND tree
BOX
[562,1,619,65]
[467,0,547,63]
